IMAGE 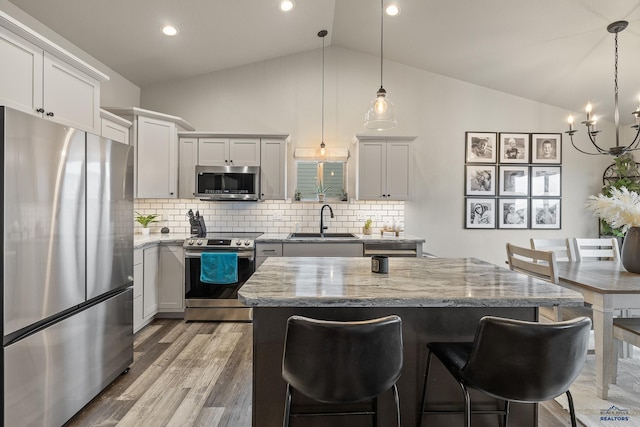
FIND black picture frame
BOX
[499,133,530,163]
[498,165,529,196]
[531,133,562,164]
[531,198,561,229]
[498,198,528,229]
[465,198,496,229]
[465,165,496,196]
[531,166,561,197]
[465,132,497,163]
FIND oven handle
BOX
[185,251,254,260]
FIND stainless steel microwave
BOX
[195,165,260,201]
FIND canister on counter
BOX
[371,255,389,274]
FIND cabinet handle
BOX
[46,112,55,117]
[36,108,45,113]
[170,192,174,195]
[225,160,228,163]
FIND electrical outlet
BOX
[374,212,382,221]
[272,214,283,221]
[357,212,367,221]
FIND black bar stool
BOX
[282,314,403,427]
[418,315,591,427]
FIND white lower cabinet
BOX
[133,249,144,332]
[158,245,185,312]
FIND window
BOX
[295,161,346,201]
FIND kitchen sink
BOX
[287,232,358,239]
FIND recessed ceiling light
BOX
[385,4,401,16]
[162,25,179,36]
[279,0,295,12]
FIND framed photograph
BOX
[498,165,529,196]
[465,132,497,163]
[532,133,562,164]
[465,198,496,229]
[498,199,528,229]
[466,165,496,195]
[531,198,561,229]
[531,166,561,196]
[499,133,529,163]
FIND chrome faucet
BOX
[320,204,334,236]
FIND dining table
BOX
[555,260,640,400]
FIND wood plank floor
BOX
[64,319,583,427]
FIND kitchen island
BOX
[238,257,585,427]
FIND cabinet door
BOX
[101,118,129,144]
[357,142,387,200]
[179,137,198,198]
[230,138,260,166]
[158,246,185,311]
[137,116,177,198]
[386,142,412,200]
[260,138,286,199]
[43,52,100,133]
[133,249,144,332]
[0,25,43,116]
[198,138,229,166]
[142,246,159,319]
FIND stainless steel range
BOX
[184,232,262,321]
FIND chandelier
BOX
[566,20,640,156]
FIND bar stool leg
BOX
[418,351,434,427]
[283,384,292,427]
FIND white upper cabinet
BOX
[198,138,261,166]
[100,109,132,144]
[356,136,416,201]
[179,137,198,198]
[104,107,195,199]
[0,13,107,133]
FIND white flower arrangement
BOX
[585,187,640,233]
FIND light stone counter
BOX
[134,233,190,249]
[256,232,425,243]
[239,256,584,308]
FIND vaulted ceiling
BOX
[9,0,640,124]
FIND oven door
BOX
[184,250,255,321]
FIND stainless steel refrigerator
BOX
[1,106,134,426]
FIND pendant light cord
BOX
[379,0,384,89]
[322,32,325,144]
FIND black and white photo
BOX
[465,165,496,195]
[532,133,562,164]
[498,199,528,229]
[499,133,529,163]
[499,165,529,196]
[465,198,496,229]
[531,198,561,229]
[531,166,561,196]
[465,132,497,163]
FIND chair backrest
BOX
[506,243,558,284]
[530,238,574,262]
[282,315,403,403]
[462,316,592,402]
[573,237,620,261]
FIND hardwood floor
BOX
[64,319,582,427]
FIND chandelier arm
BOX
[586,131,609,153]
[625,126,640,150]
[568,133,605,155]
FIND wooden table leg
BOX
[592,295,614,400]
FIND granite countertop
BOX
[134,233,191,248]
[238,257,584,308]
[256,233,425,243]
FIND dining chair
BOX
[418,315,592,427]
[530,238,575,261]
[573,237,620,261]
[281,314,403,427]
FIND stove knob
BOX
[236,241,242,246]
[196,240,204,245]
[188,239,194,245]
[244,241,251,246]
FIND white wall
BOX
[142,46,612,266]
[0,1,141,107]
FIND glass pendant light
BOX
[316,30,329,159]
[365,0,397,130]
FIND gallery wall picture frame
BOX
[499,133,530,163]
[465,132,497,163]
[531,166,561,197]
[531,133,562,164]
[465,165,496,196]
[531,198,561,229]
[498,198,528,229]
[498,165,529,196]
[465,198,496,229]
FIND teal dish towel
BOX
[200,252,238,284]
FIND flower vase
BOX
[318,194,325,202]
[621,227,640,273]
[141,227,150,236]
